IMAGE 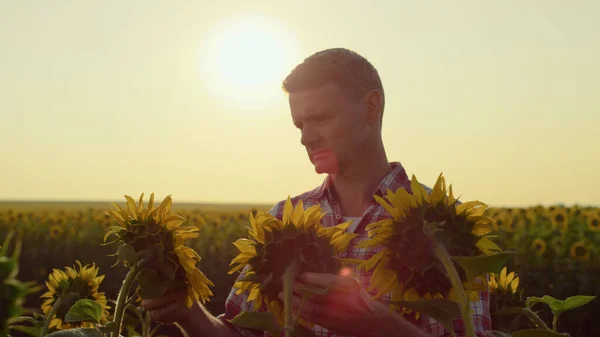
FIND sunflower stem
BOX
[434,243,476,337]
[111,264,140,337]
[283,259,300,337]
[40,296,62,337]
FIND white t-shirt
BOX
[343,216,363,233]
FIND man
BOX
[142,48,491,337]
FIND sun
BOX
[199,14,300,112]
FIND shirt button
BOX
[335,214,341,219]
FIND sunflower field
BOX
[0,197,599,337]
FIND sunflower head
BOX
[489,267,519,294]
[569,241,591,261]
[531,238,547,257]
[105,193,214,307]
[549,208,569,231]
[586,211,600,232]
[40,261,110,330]
[229,196,358,327]
[357,173,499,306]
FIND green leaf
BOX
[44,328,103,337]
[116,243,140,264]
[389,299,461,336]
[452,252,516,281]
[527,296,558,310]
[96,321,119,334]
[561,295,596,313]
[228,311,280,337]
[527,295,596,317]
[64,299,103,324]
[512,329,570,337]
[8,325,41,337]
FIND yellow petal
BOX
[374,195,400,219]
[292,200,305,227]
[410,175,430,204]
[282,196,293,225]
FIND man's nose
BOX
[300,127,318,147]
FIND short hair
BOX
[281,48,385,116]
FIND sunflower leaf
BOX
[96,321,119,334]
[228,311,280,337]
[527,295,596,317]
[452,251,516,282]
[389,299,461,336]
[64,299,103,324]
[511,329,570,337]
[8,324,42,337]
[44,328,103,337]
[116,243,139,265]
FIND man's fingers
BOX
[298,272,339,288]
[141,289,187,311]
[147,299,188,322]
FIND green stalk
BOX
[111,265,140,337]
[434,243,476,337]
[552,314,559,332]
[40,297,62,337]
[283,259,300,337]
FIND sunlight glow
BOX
[199,14,301,112]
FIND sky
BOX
[1,0,599,208]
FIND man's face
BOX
[289,82,371,174]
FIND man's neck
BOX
[329,147,392,217]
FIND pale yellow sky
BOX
[1,1,599,208]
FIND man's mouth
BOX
[310,148,332,161]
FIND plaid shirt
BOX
[218,162,491,337]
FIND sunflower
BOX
[586,212,600,232]
[549,208,568,231]
[357,173,499,307]
[489,267,519,295]
[49,225,63,239]
[228,196,358,327]
[40,261,110,330]
[569,241,590,261]
[492,211,511,232]
[524,209,539,226]
[105,193,214,307]
[531,238,546,256]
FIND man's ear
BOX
[364,89,383,125]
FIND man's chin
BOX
[313,161,339,175]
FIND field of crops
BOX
[1,200,599,337]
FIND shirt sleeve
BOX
[217,202,286,337]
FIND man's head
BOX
[281,48,385,175]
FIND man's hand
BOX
[278,270,384,337]
[141,288,196,324]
